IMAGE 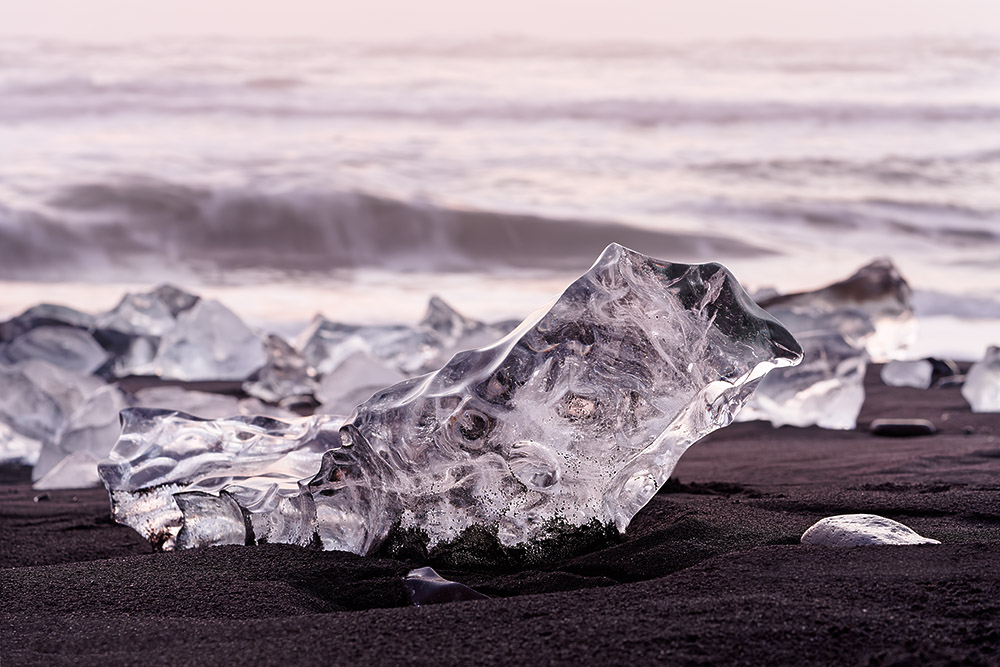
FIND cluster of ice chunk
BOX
[99,244,802,555]
[743,258,915,430]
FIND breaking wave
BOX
[0,181,772,281]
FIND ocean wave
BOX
[3,83,1000,126]
[0,181,773,281]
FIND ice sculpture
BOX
[101,245,801,556]
[99,410,341,550]
[243,335,318,405]
[801,514,940,546]
[759,258,915,362]
[880,359,933,389]
[136,299,268,381]
[738,332,867,430]
[962,345,1000,412]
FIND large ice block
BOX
[310,244,801,554]
[759,258,915,362]
[138,299,268,381]
[962,345,1000,412]
[738,331,867,430]
[101,245,801,556]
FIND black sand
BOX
[2,365,998,666]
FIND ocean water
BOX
[0,36,998,356]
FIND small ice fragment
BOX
[880,359,934,389]
[242,334,318,404]
[801,514,940,546]
[738,331,867,430]
[961,345,1000,412]
[139,299,268,381]
[32,450,104,490]
[403,567,489,605]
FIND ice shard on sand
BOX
[101,244,802,555]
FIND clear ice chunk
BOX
[961,345,1000,412]
[0,326,109,375]
[0,304,96,341]
[314,351,408,416]
[99,409,341,550]
[759,258,916,362]
[32,383,127,487]
[242,334,318,405]
[738,331,867,430]
[137,299,268,381]
[801,514,940,546]
[309,244,801,553]
[100,245,801,555]
[880,359,934,389]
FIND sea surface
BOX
[1,36,998,356]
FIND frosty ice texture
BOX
[309,244,802,553]
[759,258,915,362]
[99,409,340,550]
[801,514,940,546]
[100,245,801,555]
[962,345,1000,412]
[139,299,268,381]
[739,332,868,430]
[880,359,933,389]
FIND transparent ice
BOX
[961,345,1000,412]
[242,334,318,405]
[0,359,125,486]
[136,299,268,381]
[738,331,867,430]
[880,359,934,389]
[0,326,109,375]
[101,245,802,555]
[759,258,915,362]
[99,409,341,550]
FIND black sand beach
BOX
[2,364,998,666]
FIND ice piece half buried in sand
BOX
[101,244,802,556]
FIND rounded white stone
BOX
[801,514,940,546]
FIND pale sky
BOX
[3,0,1000,41]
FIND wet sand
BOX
[2,365,998,666]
